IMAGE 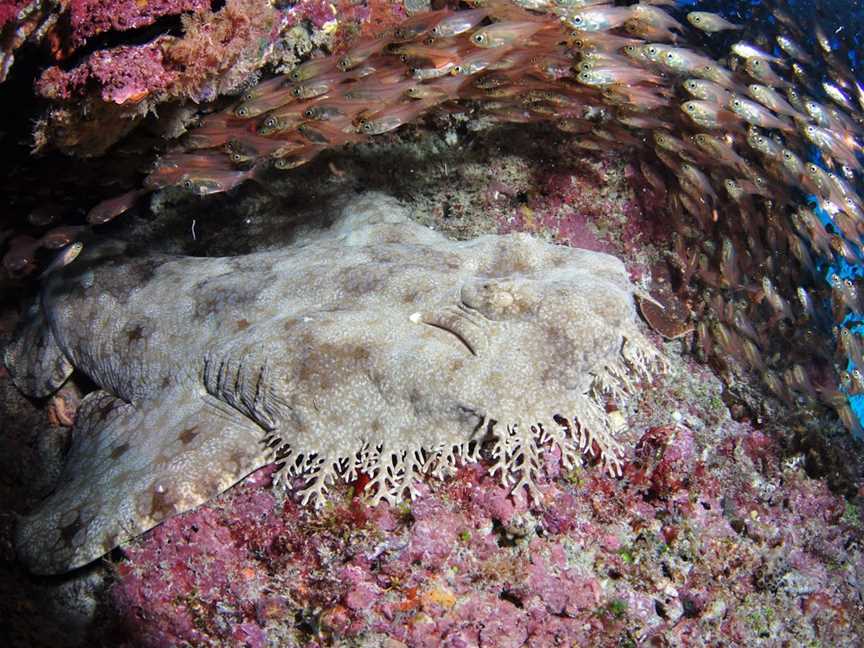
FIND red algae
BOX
[65,0,211,51]
[38,42,176,104]
[2,2,864,646]
[109,406,864,646]
[0,0,30,29]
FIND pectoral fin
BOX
[4,297,73,398]
[15,388,271,574]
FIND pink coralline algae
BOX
[108,403,864,647]
[31,0,360,155]
[495,157,663,271]
[0,0,30,29]
[38,41,175,104]
[38,0,283,106]
[287,0,337,30]
[65,0,211,50]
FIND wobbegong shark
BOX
[5,193,663,574]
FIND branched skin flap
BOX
[4,193,663,574]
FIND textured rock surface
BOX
[6,193,661,575]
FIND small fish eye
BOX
[573,16,583,24]
[182,179,193,189]
[687,104,695,111]
[292,88,302,97]
[304,109,315,118]
[236,106,248,117]
[845,279,854,287]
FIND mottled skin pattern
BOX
[4,194,661,574]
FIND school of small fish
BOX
[5,0,864,435]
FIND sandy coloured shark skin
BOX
[5,193,663,574]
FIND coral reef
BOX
[25,0,369,155]
[105,362,864,647]
[0,0,863,644]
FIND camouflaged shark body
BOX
[5,194,662,574]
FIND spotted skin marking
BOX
[178,426,199,445]
[59,513,82,545]
[110,443,130,459]
[125,324,145,344]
